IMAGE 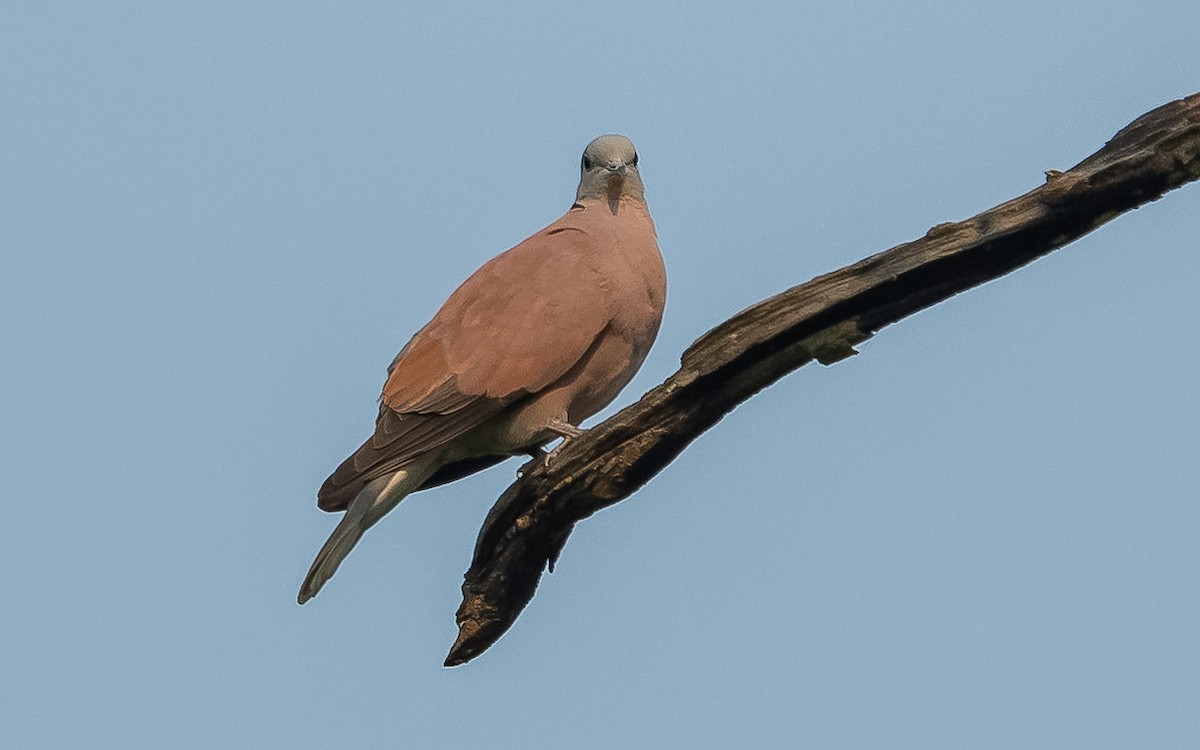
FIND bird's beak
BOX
[603,163,628,193]
[603,164,627,215]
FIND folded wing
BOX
[317,222,610,511]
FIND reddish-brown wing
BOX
[317,218,611,511]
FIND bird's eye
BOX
[631,152,639,167]
[582,155,594,170]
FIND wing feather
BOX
[317,214,611,512]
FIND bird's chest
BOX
[590,235,665,333]
[565,245,664,419]
[604,260,660,329]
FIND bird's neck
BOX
[573,195,649,217]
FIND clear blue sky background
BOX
[3,2,1198,747]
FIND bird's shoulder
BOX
[380,209,622,407]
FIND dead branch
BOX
[446,92,1200,667]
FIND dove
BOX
[298,134,666,604]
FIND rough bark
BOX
[446,92,1200,667]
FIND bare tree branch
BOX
[445,92,1200,667]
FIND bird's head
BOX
[575,134,645,213]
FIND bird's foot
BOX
[514,421,586,477]
[541,440,571,466]
[546,418,584,440]
[544,419,585,463]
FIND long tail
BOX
[297,461,435,604]
[298,512,367,604]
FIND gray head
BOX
[575,134,646,208]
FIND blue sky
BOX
[3,2,1199,747]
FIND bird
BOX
[298,134,666,604]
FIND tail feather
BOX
[298,515,365,604]
[298,459,438,604]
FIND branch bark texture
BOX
[446,93,1200,666]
